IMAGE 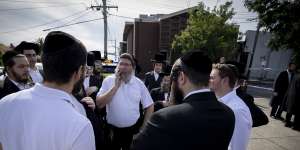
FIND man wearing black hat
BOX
[0,51,32,99]
[144,53,165,91]
[150,65,172,111]
[15,41,43,83]
[0,31,95,150]
[83,52,103,100]
[132,51,235,150]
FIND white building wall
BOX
[244,30,293,80]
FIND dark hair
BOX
[2,51,26,74]
[212,63,237,88]
[42,31,87,84]
[119,53,135,68]
[171,50,212,86]
[14,41,40,55]
[289,62,296,67]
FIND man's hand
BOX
[86,86,98,96]
[81,97,96,111]
[115,70,123,88]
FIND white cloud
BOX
[0,0,257,53]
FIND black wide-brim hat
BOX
[159,65,172,76]
[15,41,40,55]
[87,52,95,66]
[151,53,165,63]
[90,50,105,61]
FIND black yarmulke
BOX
[15,41,40,54]
[180,50,212,74]
[43,31,84,55]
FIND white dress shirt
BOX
[83,76,90,90]
[97,74,153,128]
[0,83,95,150]
[29,68,43,83]
[219,90,252,150]
[153,71,159,81]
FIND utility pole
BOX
[91,0,118,59]
[246,22,261,79]
[108,39,117,61]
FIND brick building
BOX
[122,8,194,78]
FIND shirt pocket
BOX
[127,87,141,104]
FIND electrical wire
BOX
[0,3,85,12]
[0,9,89,34]
[0,0,85,5]
[43,17,103,31]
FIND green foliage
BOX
[171,1,240,62]
[245,0,300,65]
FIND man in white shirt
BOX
[15,41,43,83]
[97,53,154,150]
[0,31,95,150]
[209,63,252,150]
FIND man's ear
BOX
[74,65,85,80]
[178,71,186,86]
[222,76,229,86]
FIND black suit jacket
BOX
[88,75,103,100]
[131,92,235,150]
[144,71,162,91]
[150,87,165,102]
[73,85,105,150]
[236,87,269,127]
[271,71,289,106]
[0,77,20,99]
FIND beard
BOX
[72,71,85,96]
[120,71,134,83]
[170,80,184,104]
[11,69,29,84]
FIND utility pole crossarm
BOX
[90,0,118,59]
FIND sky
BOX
[0,0,258,60]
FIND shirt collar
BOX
[219,89,235,104]
[8,78,31,90]
[184,88,211,100]
[32,83,77,108]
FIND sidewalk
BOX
[248,97,300,150]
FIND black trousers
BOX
[270,105,283,117]
[109,124,137,150]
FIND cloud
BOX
[0,0,257,55]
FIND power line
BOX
[108,13,135,19]
[0,0,86,5]
[43,17,103,31]
[60,10,92,26]
[0,9,89,34]
[0,3,86,12]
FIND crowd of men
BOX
[0,30,297,150]
[270,62,300,130]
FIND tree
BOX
[171,1,240,62]
[0,43,9,66]
[35,37,44,55]
[245,0,300,65]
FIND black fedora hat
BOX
[151,53,165,63]
[15,41,40,55]
[159,65,172,76]
[90,50,105,61]
[87,52,95,66]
